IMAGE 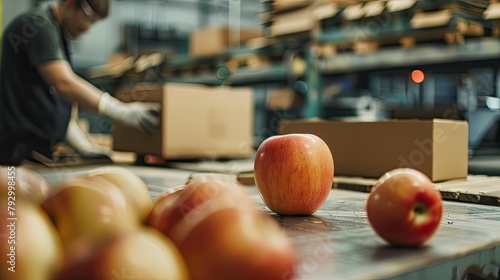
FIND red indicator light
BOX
[411,70,425,84]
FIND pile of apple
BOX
[254,134,443,247]
[0,133,445,279]
[0,166,296,280]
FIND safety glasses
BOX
[78,0,102,24]
[79,0,97,18]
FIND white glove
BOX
[65,119,112,158]
[98,92,161,133]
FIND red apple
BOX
[147,179,297,280]
[254,133,334,215]
[147,184,186,229]
[54,227,189,280]
[147,172,241,228]
[366,168,443,247]
[0,199,63,280]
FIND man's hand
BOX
[65,119,112,158]
[98,92,161,133]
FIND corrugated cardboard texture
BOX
[113,83,254,159]
[279,119,468,181]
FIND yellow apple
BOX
[77,166,152,222]
[41,177,139,254]
[54,227,189,280]
[0,166,52,204]
[0,199,63,280]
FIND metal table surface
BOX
[36,165,500,280]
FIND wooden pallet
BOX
[353,18,484,52]
[316,11,486,57]
[225,54,271,71]
[333,175,500,206]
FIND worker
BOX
[0,0,160,165]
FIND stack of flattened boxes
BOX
[262,0,348,38]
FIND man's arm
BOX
[37,59,161,133]
[37,60,102,112]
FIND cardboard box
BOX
[266,88,295,110]
[189,26,261,58]
[270,2,339,37]
[112,83,254,159]
[279,119,469,181]
[272,0,312,12]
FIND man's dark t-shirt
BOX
[0,6,72,147]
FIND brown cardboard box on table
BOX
[112,83,254,160]
[189,26,261,58]
[279,119,469,182]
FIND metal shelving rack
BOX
[318,37,500,75]
[160,40,299,85]
[85,0,500,145]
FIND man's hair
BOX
[83,0,110,18]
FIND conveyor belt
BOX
[35,164,500,280]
